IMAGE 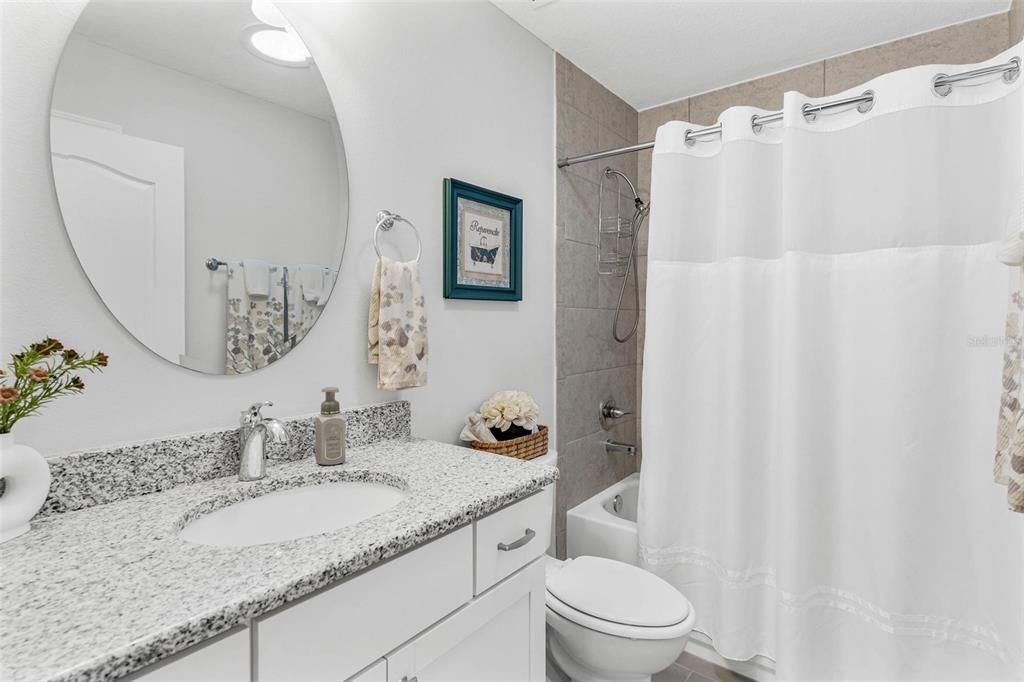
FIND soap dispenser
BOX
[315,387,346,466]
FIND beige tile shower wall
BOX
[633,11,1015,452]
[555,55,640,559]
[1012,0,1024,45]
[824,13,1010,94]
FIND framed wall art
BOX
[443,178,522,301]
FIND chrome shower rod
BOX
[556,57,1020,168]
[557,141,655,168]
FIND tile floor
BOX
[652,652,755,682]
[549,651,754,682]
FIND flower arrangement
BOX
[0,337,109,434]
[479,390,539,441]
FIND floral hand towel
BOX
[226,261,289,374]
[367,257,428,389]
[995,205,1024,513]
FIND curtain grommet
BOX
[933,73,953,97]
[1003,57,1021,84]
[857,90,875,114]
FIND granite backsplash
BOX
[38,400,411,516]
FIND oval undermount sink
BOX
[179,481,407,547]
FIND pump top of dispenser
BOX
[320,387,340,415]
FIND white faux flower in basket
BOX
[463,390,548,460]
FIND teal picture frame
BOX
[443,178,523,301]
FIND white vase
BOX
[0,433,51,543]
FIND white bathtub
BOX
[566,472,778,682]
[566,472,640,565]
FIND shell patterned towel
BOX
[996,227,1024,514]
[368,257,428,389]
[226,261,289,374]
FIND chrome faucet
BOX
[604,440,637,456]
[238,401,289,482]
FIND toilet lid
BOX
[546,556,689,627]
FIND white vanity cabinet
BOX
[129,486,553,682]
[259,485,552,682]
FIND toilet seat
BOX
[545,556,693,640]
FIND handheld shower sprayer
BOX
[603,168,649,343]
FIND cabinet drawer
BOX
[475,486,553,594]
[257,525,473,681]
[127,627,249,681]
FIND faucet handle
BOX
[241,401,274,426]
[600,400,632,419]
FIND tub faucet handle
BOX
[601,400,631,419]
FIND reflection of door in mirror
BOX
[51,112,185,363]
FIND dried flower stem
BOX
[0,338,108,434]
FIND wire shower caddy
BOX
[597,168,635,276]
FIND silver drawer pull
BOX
[497,528,536,552]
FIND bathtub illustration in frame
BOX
[443,178,522,301]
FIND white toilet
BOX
[545,555,695,682]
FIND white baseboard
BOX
[682,631,776,682]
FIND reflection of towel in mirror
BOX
[295,264,325,302]
[368,257,428,389]
[318,268,338,307]
[226,260,288,374]
[291,264,327,347]
[241,259,271,297]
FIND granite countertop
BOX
[0,439,558,682]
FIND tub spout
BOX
[604,439,636,456]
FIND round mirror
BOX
[50,0,347,375]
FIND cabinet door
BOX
[387,558,546,682]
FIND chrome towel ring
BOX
[374,210,422,263]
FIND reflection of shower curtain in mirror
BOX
[225,261,290,374]
[639,45,1023,680]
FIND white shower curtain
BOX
[640,45,1023,680]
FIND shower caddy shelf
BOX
[597,169,634,276]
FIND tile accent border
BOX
[39,401,411,516]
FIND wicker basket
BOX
[470,425,549,461]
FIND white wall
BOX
[1,0,556,456]
[52,34,344,373]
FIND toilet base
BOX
[548,633,651,682]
